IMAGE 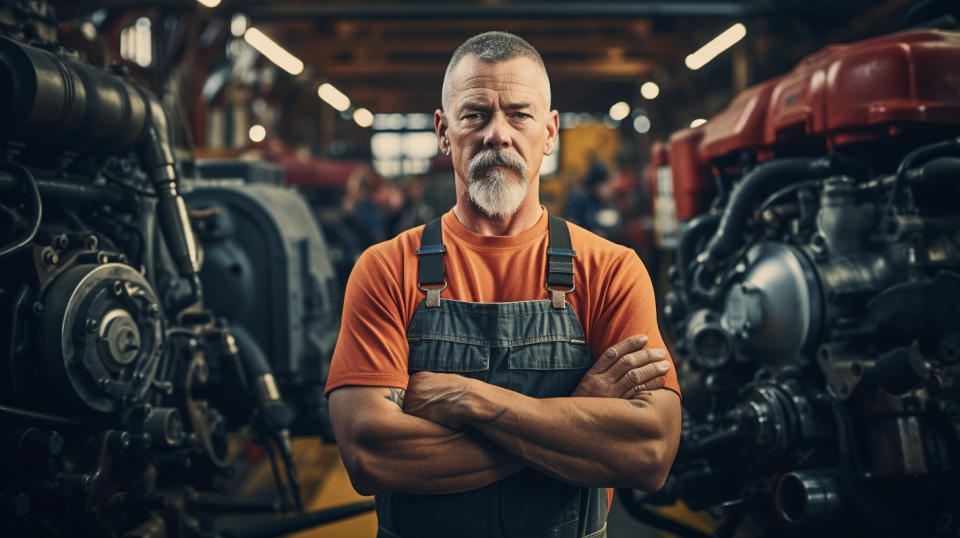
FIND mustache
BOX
[467,149,527,180]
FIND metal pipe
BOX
[0,171,136,209]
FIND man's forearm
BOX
[447,380,681,491]
[330,387,524,496]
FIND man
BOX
[326,31,681,538]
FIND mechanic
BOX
[326,31,682,538]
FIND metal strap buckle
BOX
[545,282,575,310]
[418,281,447,307]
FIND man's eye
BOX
[511,112,532,119]
[462,113,484,120]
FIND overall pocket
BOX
[506,340,592,399]
[408,337,491,382]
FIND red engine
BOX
[630,30,960,538]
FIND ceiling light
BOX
[640,82,660,100]
[317,83,350,112]
[690,118,707,128]
[243,27,303,75]
[80,21,97,40]
[353,108,374,128]
[196,0,221,7]
[609,101,630,121]
[633,115,651,134]
[249,124,266,142]
[685,23,746,70]
[230,13,248,37]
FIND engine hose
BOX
[818,394,897,537]
[616,488,711,538]
[887,137,960,209]
[230,325,300,512]
[913,156,960,185]
[699,156,837,272]
[0,161,41,258]
[676,212,720,296]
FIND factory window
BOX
[371,116,438,178]
[120,17,152,68]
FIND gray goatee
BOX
[466,149,529,218]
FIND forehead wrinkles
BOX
[448,57,550,111]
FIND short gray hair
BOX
[441,31,551,112]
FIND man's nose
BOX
[482,114,512,150]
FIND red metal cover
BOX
[668,127,713,220]
[764,30,960,147]
[645,141,669,196]
[700,79,778,159]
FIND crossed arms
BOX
[329,335,682,496]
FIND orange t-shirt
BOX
[326,209,680,397]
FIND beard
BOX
[465,149,530,218]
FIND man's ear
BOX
[544,109,559,155]
[435,108,449,153]
[434,108,447,139]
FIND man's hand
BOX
[404,371,473,430]
[571,334,669,399]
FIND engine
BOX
[626,30,960,537]
[0,7,353,537]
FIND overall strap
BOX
[546,214,576,309]
[416,217,446,307]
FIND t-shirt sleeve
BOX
[589,250,681,398]
[325,247,411,396]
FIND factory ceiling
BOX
[53,1,941,129]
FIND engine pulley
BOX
[38,263,163,413]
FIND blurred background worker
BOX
[565,158,614,235]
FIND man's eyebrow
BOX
[458,100,490,112]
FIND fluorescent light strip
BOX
[243,27,304,75]
[196,0,221,8]
[685,23,746,71]
[318,83,350,112]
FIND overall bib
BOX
[376,214,608,538]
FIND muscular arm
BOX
[328,385,524,496]
[405,373,681,492]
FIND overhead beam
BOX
[245,2,863,21]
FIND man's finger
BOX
[594,334,648,374]
[621,375,667,399]
[605,348,667,381]
[616,360,670,395]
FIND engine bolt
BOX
[98,378,112,390]
[53,234,69,250]
[42,249,60,266]
[85,318,99,332]
[113,281,124,295]
[85,235,98,250]
[32,302,44,316]
[148,303,160,318]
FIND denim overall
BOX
[376,214,608,538]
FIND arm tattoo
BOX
[384,388,405,408]
[629,399,650,409]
